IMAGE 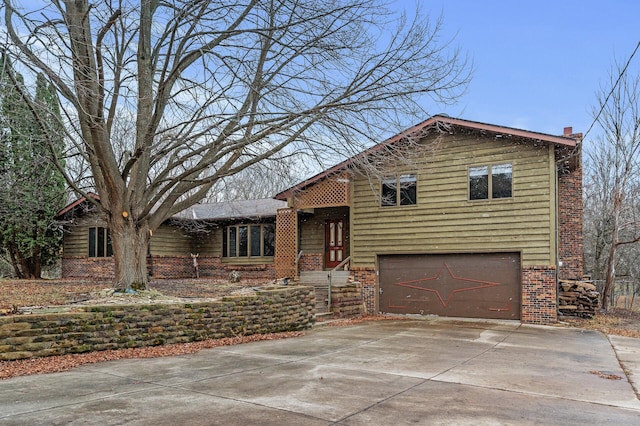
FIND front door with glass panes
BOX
[325,219,345,269]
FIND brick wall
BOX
[557,164,584,280]
[298,252,323,271]
[0,286,314,361]
[521,266,557,324]
[351,266,376,314]
[149,255,193,279]
[62,256,275,281]
[62,256,115,280]
[153,256,275,280]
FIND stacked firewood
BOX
[558,279,600,318]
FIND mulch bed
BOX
[0,332,304,380]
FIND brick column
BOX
[521,266,557,324]
[556,137,584,280]
[351,266,377,314]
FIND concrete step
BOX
[299,270,350,287]
[298,271,350,316]
[314,288,329,313]
[315,312,333,319]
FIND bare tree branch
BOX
[585,58,640,309]
[1,0,470,288]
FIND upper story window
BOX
[88,226,112,257]
[469,163,512,200]
[381,174,417,207]
[223,224,275,258]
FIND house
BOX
[56,115,583,325]
[55,197,287,280]
[272,115,583,324]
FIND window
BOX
[223,224,275,258]
[88,227,112,257]
[469,166,489,200]
[381,174,417,206]
[469,163,512,200]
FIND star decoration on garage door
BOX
[394,262,501,307]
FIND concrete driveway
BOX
[2,318,640,425]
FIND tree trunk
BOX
[602,200,620,310]
[16,250,35,279]
[592,226,607,281]
[7,243,24,279]
[602,240,617,310]
[110,216,150,291]
[33,247,42,279]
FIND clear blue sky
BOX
[399,0,640,140]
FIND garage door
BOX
[379,253,520,320]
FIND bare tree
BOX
[205,155,310,202]
[2,0,470,289]
[585,60,640,309]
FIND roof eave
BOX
[435,116,577,147]
[54,192,100,219]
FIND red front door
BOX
[325,219,345,269]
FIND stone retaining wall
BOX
[0,286,314,361]
[330,283,366,318]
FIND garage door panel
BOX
[379,253,520,320]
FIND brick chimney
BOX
[562,126,583,143]
[557,125,584,282]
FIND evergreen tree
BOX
[0,55,66,279]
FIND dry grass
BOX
[0,279,107,313]
[560,309,640,338]
[0,278,264,314]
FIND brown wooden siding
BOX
[150,224,192,256]
[350,134,555,268]
[192,227,222,256]
[63,216,193,257]
[62,215,107,256]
